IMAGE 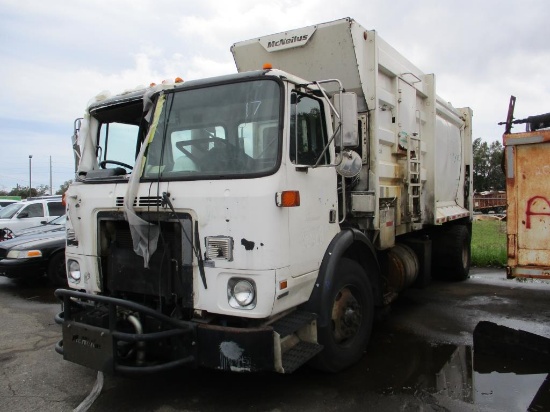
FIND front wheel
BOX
[312,258,374,372]
[48,252,67,286]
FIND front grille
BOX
[138,197,162,207]
[97,211,194,308]
[115,197,135,207]
[115,196,162,207]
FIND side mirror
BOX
[18,212,29,219]
[333,92,358,148]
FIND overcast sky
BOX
[1,0,548,192]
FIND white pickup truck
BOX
[0,197,65,238]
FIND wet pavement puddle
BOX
[357,329,550,411]
[475,353,549,411]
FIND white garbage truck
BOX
[55,18,473,375]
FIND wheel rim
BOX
[331,286,363,345]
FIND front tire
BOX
[47,252,67,286]
[312,258,374,372]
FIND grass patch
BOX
[471,219,507,267]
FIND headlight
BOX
[228,278,256,309]
[67,259,81,282]
[7,249,42,259]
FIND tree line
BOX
[472,138,505,192]
[0,139,504,199]
[0,180,72,199]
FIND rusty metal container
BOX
[504,129,550,278]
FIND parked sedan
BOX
[0,216,67,286]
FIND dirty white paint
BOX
[219,341,251,372]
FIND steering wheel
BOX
[176,138,254,172]
[175,137,231,166]
[99,160,133,170]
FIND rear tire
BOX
[432,225,471,281]
[47,252,67,286]
[312,258,374,372]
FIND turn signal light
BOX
[276,191,300,207]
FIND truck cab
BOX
[57,69,365,374]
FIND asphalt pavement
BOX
[1,268,549,412]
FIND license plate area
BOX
[62,322,114,373]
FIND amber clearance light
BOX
[276,191,300,207]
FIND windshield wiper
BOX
[161,192,207,289]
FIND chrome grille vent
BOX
[115,197,162,207]
[138,196,162,207]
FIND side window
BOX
[47,202,65,216]
[97,123,139,169]
[237,122,278,160]
[290,92,329,166]
[20,203,44,218]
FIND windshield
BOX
[47,215,67,225]
[143,79,281,179]
[0,203,24,219]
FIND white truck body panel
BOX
[232,18,473,241]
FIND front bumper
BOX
[0,258,46,278]
[54,289,275,375]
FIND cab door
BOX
[286,90,339,278]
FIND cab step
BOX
[272,310,317,337]
[282,341,323,373]
[272,310,323,373]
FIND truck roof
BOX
[232,17,429,112]
[87,70,273,113]
[88,88,147,113]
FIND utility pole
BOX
[50,156,53,195]
[28,155,33,198]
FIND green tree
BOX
[56,180,73,195]
[472,138,505,192]
[8,184,49,199]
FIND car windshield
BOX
[142,78,281,180]
[47,215,67,225]
[0,203,24,219]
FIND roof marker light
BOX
[263,63,273,70]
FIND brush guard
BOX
[54,289,276,375]
[54,289,197,375]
